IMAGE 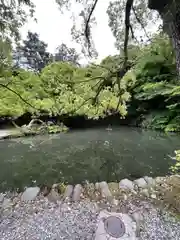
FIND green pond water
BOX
[0,126,179,191]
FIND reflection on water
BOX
[0,126,179,191]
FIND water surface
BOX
[0,126,179,191]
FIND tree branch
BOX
[132,6,151,42]
[77,0,135,114]
[84,0,99,56]
[65,75,105,84]
[90,63,114,73]
[0,83,37,110]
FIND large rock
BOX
[47,189,61,203]
[95,182,100,190]
[162,175,180,213]
[119,179,134,191]
[72,184,82,201]
[99,181,112,198]
[108,182,119,195]
[134,178,147,189]
[21,187,40,201]
[144,176,155,187]
[63,185,73,200]
[167,175,180,189]
[155,176,165,184]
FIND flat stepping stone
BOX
[104,216,125,238]
[95,210,137,239]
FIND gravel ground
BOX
[140,208,180,240]
[0,197,180,240]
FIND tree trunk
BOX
[162,10,180,75]
[169,16,180,75]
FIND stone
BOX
[131,211,143,222]
[12,197,19,205]
[151,193,157,199]
[21,187,40,201]
[112,199,119,206]
[119,179,135,191]
[72,184,82,201]
[42,186,51,196]
[99,181,112,198]
[52,183,58,189]
[0,193,4,203]
[144,176,156,186]
[95,210,137,240]
[1,198,12,209]
[140,188,149,198]
[85,183,95,198]
[108,182,119,194]
[155,177,165,184]
[47,189,61,203]
[131,211,144,237]
[90,202,99,213]
[168,175,180,189]
[95,182,100,190]
[63,185,73,199]
[134,178,147,189]
[123,194,128,201]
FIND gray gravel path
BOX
[0,199,97,240]
[0,197,180,240]
[140,208,180,240]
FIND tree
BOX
[16,31,52,71]
[56,0,180,76]
[0,0,35,41]
[0,60,131,118]
[54,43,80,66]
[0,37,12,77]
[107,0,160,50]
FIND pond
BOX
[0,126,179,191]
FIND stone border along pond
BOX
[0,175,180,239]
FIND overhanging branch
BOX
[84,0,99,56]
[84,0,134,72]
[0,83,38,110]
[132,6,151,42]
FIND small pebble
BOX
[151,193,157,199]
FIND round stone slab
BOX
[104,216,125,238]
[95,210,137,240]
